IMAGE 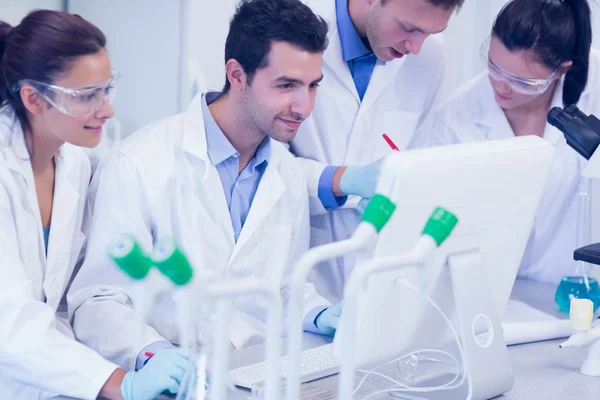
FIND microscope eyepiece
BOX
[547,107,573,131]
[547,106,600,160]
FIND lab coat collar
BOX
[0,106,78,187]
[182,92,213,178]
[202,92,239,166]
[0,107,32,178]
[470,76,513,141]
[309,0,361,103]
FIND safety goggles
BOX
[480,40,559,95]
[12,70,120,117]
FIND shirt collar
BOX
[202,91,271,170]
[336,0,372,62]
[249,136,271,172]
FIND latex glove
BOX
[121,348,193,400]
[315,301,343,336]
[340,158,384,198]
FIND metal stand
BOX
[180,278,282,400]
[286,223,378,400]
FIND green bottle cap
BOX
[422,207,458,246]
[361,194,397,232]
[152,238,193,286]
[108,235,152,280]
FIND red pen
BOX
[382,133,400,151]
[144,352,155,357]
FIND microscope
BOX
[547,106,600,267]
[548,106,600,376]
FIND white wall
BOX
[0,0,63,25]
[185,0,236,95]
[67,0,184,136]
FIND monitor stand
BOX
[389,246,514,400]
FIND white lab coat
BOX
[68,93,329,370]
[291,0,446,301]
[432,48,600,284]
[0,107,118,400]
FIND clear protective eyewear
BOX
[12,70,120,117]
[480,39,559,95]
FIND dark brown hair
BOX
[492,0,592,106]
[0,10,106,132]
[222,0,328,94]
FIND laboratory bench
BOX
[54,279,599,399]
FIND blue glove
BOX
[340,159,384,198]
[315,301,343,336]
[121,348,193,400]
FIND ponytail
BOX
[492,0,593,106]
[0,21,12,107]
[562,0,592,106]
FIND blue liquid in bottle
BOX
[555,276,600,313]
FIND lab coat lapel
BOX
[182,94,236,246]
[310,0,359,103]
[475,78,514,141]
[43,147,79,305]
[358,57,406,118]
[230,151,285,261]
[3,123,47,275]
[3,117,32,179]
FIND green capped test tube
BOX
[360,194,397,232]
[108,234,153,280]
[152,238,194,286]
[422,207,458,246]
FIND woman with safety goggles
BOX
[0,10,191,400]
[432,0,599,284]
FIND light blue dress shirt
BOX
[203,92,271,242]
[43,226,50,256]
[317,0,385,209]
[336,0,379,100]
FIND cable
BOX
[352,349,460,395]
[351,278,467,399]
[354,351,461,394]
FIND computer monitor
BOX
[333,136,555,371]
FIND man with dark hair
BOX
[288,0,465,320]
[69,0,335,376]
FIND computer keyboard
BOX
[230,343,340,389]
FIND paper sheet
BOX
[501,300,573,346]
[502,299,560,324]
